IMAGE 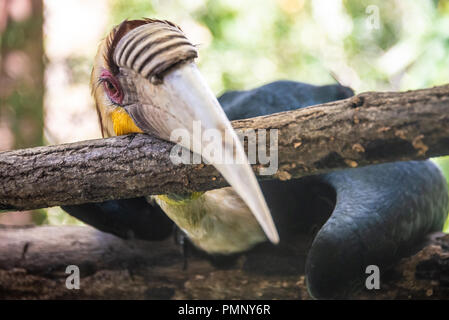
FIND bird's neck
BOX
[153,189,267,254]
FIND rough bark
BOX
[1,84,449,211]
[0,225,448,299]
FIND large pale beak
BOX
[113,22,279,244]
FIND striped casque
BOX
[89,18,280,252]
[113,21,198,84]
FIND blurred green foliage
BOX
[109,0,156,23]
[1,8,44,149]
[107,0,449,93]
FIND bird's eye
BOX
[100,69,123,105]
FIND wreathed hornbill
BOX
[62,19,449,299]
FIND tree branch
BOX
[1,84,449,211]
[0,225,448,299]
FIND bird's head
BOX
[91,19,279,244]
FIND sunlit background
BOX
[1,0,448,230]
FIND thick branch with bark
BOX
[0,85,448,211]
[0,225,448,299]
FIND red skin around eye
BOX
[100,69,124,105]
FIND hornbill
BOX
[62,19,449,299]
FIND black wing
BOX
[219,80,448,299]
[62,197,173,241]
